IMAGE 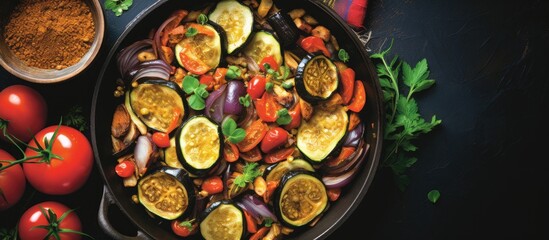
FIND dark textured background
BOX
[1,0,549,239]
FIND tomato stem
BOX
[34,207,94,240]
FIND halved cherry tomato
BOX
[264,147,295,164]
[115,160,135,178]
[348,80,366,112]
[166,107,182,134]
[223,142,240,162]
[202,176,223,194]
[259,55,279,72]
[237,119,268,152]
[254,92,281,123]
[179,44,211,75]
[171,220,198,237]
[199,74,215,91]
[260,127,289,153]
[247,75,267,99]
[151,132,171,148]
[339,68,355,105]
[283,103,301,131]
[244,210,258,234]
[327,187,342,201]
[240,147,262,162]
[250,227,270,240]
[300,36,331,57]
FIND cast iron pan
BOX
[91,0,384,239]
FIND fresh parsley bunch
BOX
[371,40,442,191]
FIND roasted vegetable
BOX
[295,54,339,103]
[174,22,224,74]
[199,200,246,240]
[209,0,254,54]
[264,159,315,183]
[243,31,283,69]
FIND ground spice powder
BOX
[3,0,95,70]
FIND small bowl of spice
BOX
[0,0,105,84]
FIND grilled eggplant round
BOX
[295,54,339,103]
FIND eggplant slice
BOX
[295,54,339,103]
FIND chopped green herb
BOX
[234,162,261,187]
[185,27,198,37]
[62,105,88,132]
[265,82,274,92]
[338,48,350,62]
[239,94,251,107]
[226,65,241,80]
[183,76,209,110]
[427,190,440,203]
[187,95,206,110]
[276,108,292,125]
[370,40,441,191]
[281,79,294,89]
[104,0,133,17]
[197,14,208,25]
[263,218,273,227]
[222,118,246,144]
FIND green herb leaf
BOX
[228,128,246,144]
[222,118,246,144]
[281,79,294,89]
[234,162,261,187]
[62,105,88,132]
[194,85,209,99]
[372,39,441,191]
[182,75,199,94]
[222,118,237,136]
[338,49,350,62]
[226,65,241,80]
[263,218,273,227]
[104,0,133,17]
[188,94,205,110]
[178,220,193,229]
[427,190,440,204]
[197,14,208,25]
[265,82,274,92]
[276,108,292,125]
[239,94,251,107]
[185,27,198,37]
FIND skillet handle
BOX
[98,186,151,240]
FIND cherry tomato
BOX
[223,142,240,162]
[171,219,198,237]
[240,147,262,162]
[259,55,279,72]
[339,68,356,105]
[327,187,342,201]
[0,149,26,211]
[23,125,93,195]
[18,201,83,240]
[247,75,267,99]
[264,147,295,164]
[152,132,171,148]
[202,176,223,194]
[179,44,211,75]
[0,85,47,143]
[236,119,268,152]
[300,36,331,57]
[254,92,281,123]
[348,80,366,112]
[260,127,289,153]
[115,160,135,178]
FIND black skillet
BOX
[91,0,384,239]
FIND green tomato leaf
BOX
[188,95,205,110]
[182,76,199,94]
[428,190,441,204]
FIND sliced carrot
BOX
[250,227,270,240]
[348,112,361,131]
[339,68,355,105]
[244,210,258,234]
[347,80,366,112]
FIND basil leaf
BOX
[182,76,199,94]
[188,94,205,110]
[428,190,440,204]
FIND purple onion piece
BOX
[224,81,246,115]
[343,123,364,147]
[205,84,227,124]
[237,101,256,128]
[239,194,278,221]
[153,15,177,64]
[117,39,153,79]
[322,143,370,188]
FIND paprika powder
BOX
[3,0,95,70]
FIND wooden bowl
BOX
[0,0,105,84]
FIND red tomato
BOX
[171,220,198,237]
[254,92,281,123]
[260,127,289,153]
[202,176,223,194]
[327,188,342,201]
[115,160,135,178]
[247,75,267,99]
[0,85,47,143]
[236,119,268,152]
[283,103,301,131]
[151,132,171,148]
[339,68,356,105]
[264,147,295,164]
[179,44,211,75]
[348,80,366,112]
[240,147,262,162]
[22,125,93,195]
[199,74,215,91]
[0,149,26,211]
[259,55,279,72]
[300,36,331,57]
[223,142,240,162]
[18,201,83,240]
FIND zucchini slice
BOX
[163,137,183,169]
[137,167,195,220]
[200,200,245,240]
[176,116,222,177]
[209,0,254,54]
[243,31,283,68]
[174,22,223,74]
[274,170,328,228]
[295,54,339,103]
[129,80,186,133]
[264,159,315,183]
[297,104,348,163]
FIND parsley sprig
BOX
[371,40,442,191]
[104,0,133,17]
[234,162,261,187]
[62,105,88,132]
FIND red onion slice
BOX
[238,194,278,221]
[224,81,246,115]
[205,84,227,124]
